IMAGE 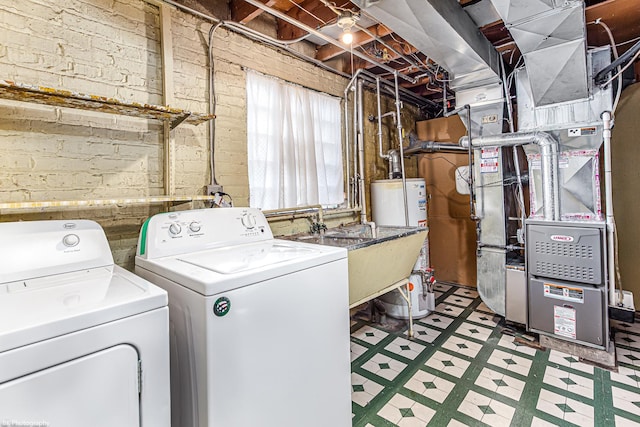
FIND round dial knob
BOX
[62,234,80,247]
[169,223,182,236]
[241,213,256,229]
[189,221,201,233]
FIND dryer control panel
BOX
[0,220,113,284]
[138,208,274,259]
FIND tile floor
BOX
[350,283,640,427]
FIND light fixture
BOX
[336,11,358,45]
[341,30,353,45]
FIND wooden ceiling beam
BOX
[230,0,305,25]
[277,0,353,40]
[586,0,640,54]
[315,24,393,62]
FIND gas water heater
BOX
[371,178,432,319]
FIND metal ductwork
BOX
[489,0,588,106]
[351,0,501,90]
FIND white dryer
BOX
[0,220,170,427]
[135,207,352,427]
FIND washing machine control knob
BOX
[241,213,256,229]
[62,234,80,247]
[189,221,201,233]
[169,223,182,236]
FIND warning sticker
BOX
[480,158,499,173]
[568,127,597,137]
[481,147,500,159]
[554,305,577,339]
[543,283,584,304]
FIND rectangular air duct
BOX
[351,0,501,90]
[490,0,589,106]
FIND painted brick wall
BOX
[0,0,349,268]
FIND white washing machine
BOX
[135,207,351,427]
[0,220,170,427]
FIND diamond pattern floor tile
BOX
[418,313,455,330]
[351,341,368,362]
[435,303,465,317]
[349,284,640,427]
[352,325,389,345]
[361,353,407,381]
[453,288,479,299]
[377,393,436,426]
[497,334,537,356]
[405,322,441,344]
[487,348,533,377]
[426,350,471,379]
[384,337,426,361]
[457,390,515,427]
[404,369,455,403]
[351,372,384,408]
[467,311,500,328]
[455,322,494,343]
[444,295,475,308]
[442,335,483,358]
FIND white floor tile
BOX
[548,350,595,375]
[615,414,640,426]
[617,347,640,368]
[476,301,495,314]
[404,369,455,403]
[435,303,466,317]
[444,295,475,308]
[442,335,483,358]
[611,365,640,388]
[351,373,384,407]
[612,386,640,415]
[384,337,426,360]
[361,352,407,381]
[467,311,499,327]
[497,334,538,356]
[350,341,368,362]
[419,313,455,329]
[453,288,479,299]
[488,349,532,377]
[455,322,493,342]
[406,322,441,343]
[426,350,471,378]
[352,325,388,345]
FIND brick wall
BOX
[0,0,350,269]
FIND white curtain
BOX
[246,70,344,210]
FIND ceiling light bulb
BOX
[342,30,353,44]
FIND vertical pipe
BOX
[376,77,389,162]
[465,105,475,219]
[344,92,351,208]
[352,85,359,209]
[394,71,410,226]
[357,80,368,224]
[602,111,618,305]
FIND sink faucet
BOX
[365,221,377,238]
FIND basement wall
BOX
[0,0,349,269]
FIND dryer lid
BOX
[0,265,167,353]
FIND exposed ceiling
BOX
[221,0,640,108]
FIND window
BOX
[246,70,344,210]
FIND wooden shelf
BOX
[0,79,215,129]
[0,195,219,211]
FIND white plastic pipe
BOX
[602,111,618,306]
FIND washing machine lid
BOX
[135,238,347,296]
[0,265,167,353]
